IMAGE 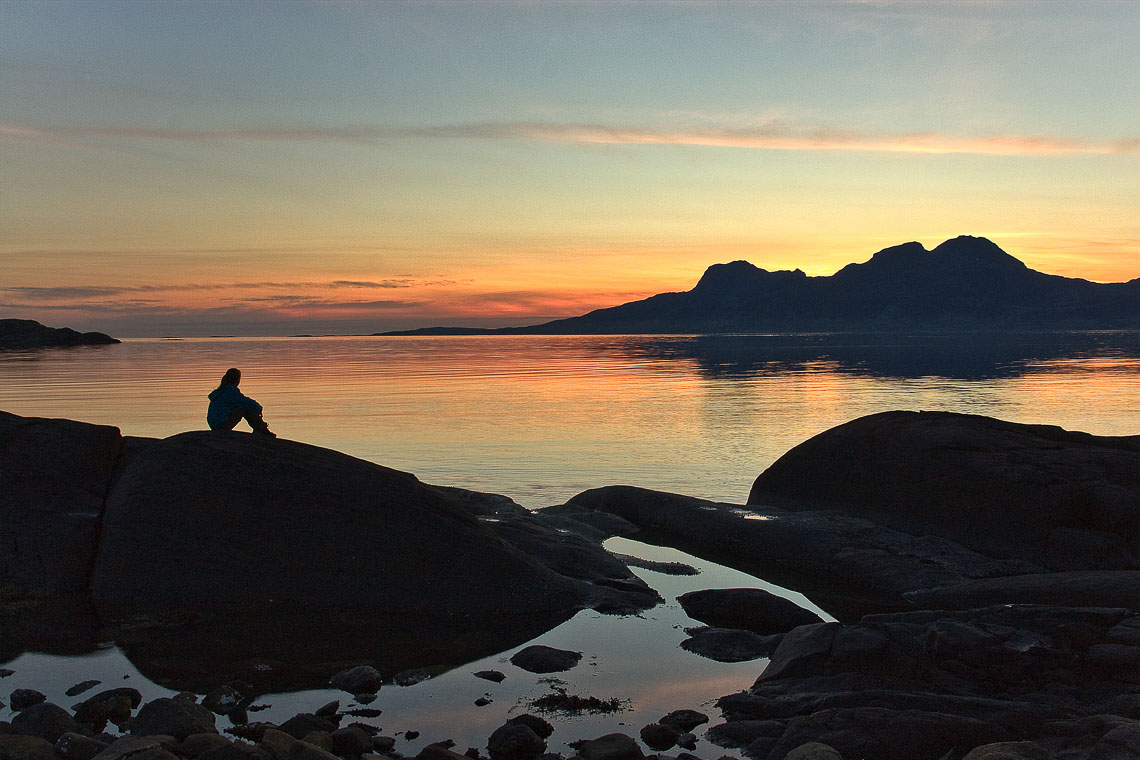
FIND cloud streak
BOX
[0,279,434,301]
[4,120,1137,157]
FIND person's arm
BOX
[231,388,264,414]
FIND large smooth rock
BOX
[748,411,1140,570]
[91,431,586,622]
[0,412,122,597]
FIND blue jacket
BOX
[207,385,263,429]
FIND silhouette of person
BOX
[207,367,276,437]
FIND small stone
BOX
[395,668,430,687]
[374,736,398,753]
[331,665,383,695]
[509,646,583,674]
[0,670,14,678]
[406,731,420,741]
[658,710,709,733]
[474,671,506,683]
[475,697,493,707]
[639,723,681,752]
[278,713,337,740]
[677,734,697,751]
[9,688,46,711]
[332,726,373,758]
[202,686,244,715]
[64,681,101,698]
[346,708,383,718]
[315,700,341,718]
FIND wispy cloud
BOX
[5,120,1136,156]
[0,279,431,301]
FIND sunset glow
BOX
[2,0,1137,336]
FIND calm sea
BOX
[2,332,1139,753]
[2,332,1139,506]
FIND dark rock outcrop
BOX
[678,588,822,635]
[711,605,1140,760]
[90,430,586,622]
[566,485,1034,619]
[0,412,122,598]
[0,319,118,350]
[748,410,1140,571]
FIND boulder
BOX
[10,702,82,743]
[55,732,110,760]
[784,744,843,760]
[0,412,122,597]
[9,688,46,710]
[748,411,1140,570]
[575,733,645,760]
[0,734,56,760]
[91,431,586,622]
[486,722,545,760]
[677,588,822,635]
[658,710,709,733]
[638,722,681,751]
[128,697,216,740]
[509,645,582,673]
[962,742,1052,760]
[277,713,336,740]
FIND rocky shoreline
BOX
[3,409,1139,759]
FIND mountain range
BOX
[381,236,1140,335]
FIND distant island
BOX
[0,319,119,349]
[379,236,1140,335]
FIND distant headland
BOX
[379,236,1140,335]
[0,319,119,349]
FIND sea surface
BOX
[3,332,1140,506]
[2,332,1139,753]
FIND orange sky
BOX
[2,1,1137,336]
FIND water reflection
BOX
[614,331,1140,381]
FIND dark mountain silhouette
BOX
[381,236,1140,335]
[0,319,119,349]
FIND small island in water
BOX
[0,319,119,349]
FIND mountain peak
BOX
[931,236,1027,271]
[693,260,806,294]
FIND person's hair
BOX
[219,368,241,387]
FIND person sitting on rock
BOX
[207,368,276,437]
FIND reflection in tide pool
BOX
[0,539,830,757]
[0,333,1138,506]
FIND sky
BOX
[2,0,1138,337]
